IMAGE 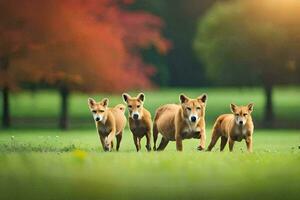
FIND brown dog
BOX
[88,97,126,151]
[153,93,207,151]
[207,103,254,152]
[122,93,152,152]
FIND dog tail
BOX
[115,104,126,113]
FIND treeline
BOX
[1,0,300,129]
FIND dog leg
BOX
[152,123,158,151]
[245,136,253,152]
[116,133,122,151]
[197,130,206,151]
[220,136,227,151]
[229,138,235,152]
[207,130,220,151]
[137,137,141,151]
[145,132,151,152]
[176,134,183,151]
[111,141,114,150]
[157,137,169,151]
[99,134,108,151]
[106,131,116,151]
[133,135,140,152]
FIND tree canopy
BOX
[0,0,170,128]
[194,0,300,123]
[194,0,300,86]
[0,0,170,92]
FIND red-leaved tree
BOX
[0,0,170,129]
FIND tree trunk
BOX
[1,56,10,128]
[2,86,10,128]
[59,87,69,130]
[263,84,274,126]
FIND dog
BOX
[207,103,254,152]
[88,97,126,151]
[122,93,152,152]
[153,93,207,151]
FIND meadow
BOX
[0,87,300,200]
[0,129,299,200]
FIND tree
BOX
[0,1,43,128]
[1,0,169,129]
[130,0,218,87]
[194,0,300,125]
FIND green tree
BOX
[194,0,300,125]
[131,0,218,87]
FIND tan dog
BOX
[207,103,254,152]
[88,97,126,152]
[122,93,152,152]
[153,93,207,151]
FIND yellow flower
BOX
[73,149,87,160]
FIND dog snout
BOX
[133,114,139,120]
[95,117,100,121]
[191,116,197,122]
[239,121,243,125]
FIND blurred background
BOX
[0,0,299,130]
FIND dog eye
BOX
[243,113,248,116]
[186,107,191,111]
[92,110,97,114]
[196,107,201,110]
[137,105,140,108]
[235,114,239,116]
[128,105,132,108]
[99,110,105,113]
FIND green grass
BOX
[0,128,300,200]
[3,86,300,128]
[0,87,299,199]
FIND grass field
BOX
[3,86,300,128]
[0,128,300,200]
[0,87,299,200]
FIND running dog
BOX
[122,93,152,152]
[153,93,207,151]
[88,97,126,151]
[207,103,254,152]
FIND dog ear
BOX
[198,93,207,104]
[179,94,189,104]
[230,103,237,113]
[247,103,254,113]
[88,98,96,108]
[137,93,145,102]
[101,98,109,107]
[122,93,131,103]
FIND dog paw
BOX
[146,145,151,152]
[197,146,204,151]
